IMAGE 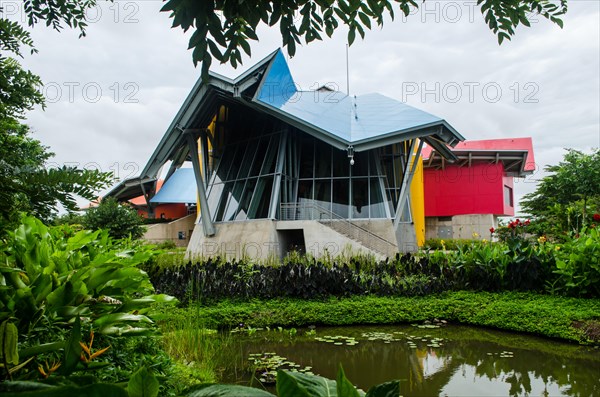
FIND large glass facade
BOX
[201,104,413,222]
[285,134,390,219]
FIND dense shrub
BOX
[147,225,600,301]
[83,197,145,239]
[146,254,454,303]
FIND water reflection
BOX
[221,325,600,397]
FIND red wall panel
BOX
[424,163,513,216]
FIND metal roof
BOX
[149,168,196,204]
[253,51,463,151]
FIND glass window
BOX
[352,178,369,219]
[206,182,224,221]
[236,143,258,180]
[261,135,279,175]
[225,144,243,181]
[249,136,269,177]
[234,178,257,221]
[332,148,349,177]
[248,176,274,219]
[504,185,513,207]
[351,151,369,177]
[315,144,331,178]
[299,137,314,178]
[223,181,245,221]
[215,181,234,221]
[369,178,387,218]
[314,180,331,213]
[332,179,349,218]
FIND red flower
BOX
[593,213,600,222]
[524,219,531,226]
[508,221,517,229]
[489,227,495,234]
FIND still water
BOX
[221,324,599,396]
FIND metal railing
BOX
[279,201,397,256]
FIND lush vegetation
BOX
[0,2,112,235]
[0,216,180,395]
[521,148,600,239]
[83,198,145,240]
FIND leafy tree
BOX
[83,197,145,239]
[0,118,112,229]
[160,0,568,75]
[0,2,112,233]
[521,148,600,234]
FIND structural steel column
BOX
[268,129,288,219]
[393,139,424,228]
[186,133,216,237]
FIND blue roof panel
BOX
[253,51,450,145]
[150,168,196,204]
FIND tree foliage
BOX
[521,148,600,234]
[160,0,568,76]
[83,197,145,239]
[0,118,112,229]
[0,1,112,232]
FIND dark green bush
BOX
[83,197,145,239]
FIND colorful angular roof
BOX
[422,137,535,176]
[107,49,464,200]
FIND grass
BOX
[157,305,237,390]
[164,291,600,345]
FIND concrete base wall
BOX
[425,214,497,241]
[187,219,398,261]
[187,220,280,261]
[143,214,197,247]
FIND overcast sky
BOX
[7,0,600,214]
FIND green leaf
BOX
[93,313,153,329]
[365,381,400,397]
[348,26,356,46]
[337,365,362,397]
[0,320,19,365]
[128,366,159,397]
[61,316,82,376]
[185,384,276,397]
[277,370,337,397]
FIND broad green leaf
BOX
[185,384,275,397]
[0,320,19,365]
[365,381,400,397]
[93,313,153,328]
[61,316,82,376]
[20,342,64,359]
[337,366,363,397]
[277,369,337,397]
[128,366,159,397]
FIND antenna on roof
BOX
[346,44,350,96]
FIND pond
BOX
[220,324,599,396]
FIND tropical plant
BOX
[83,197,145,240]
[0,215,177,383]
[551,227,600,297]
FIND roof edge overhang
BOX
[424,149,532,177]
[250,97,462,160]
